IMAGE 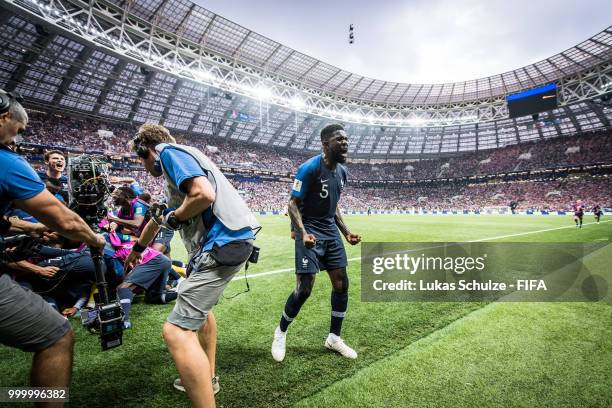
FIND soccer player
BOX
[107,232,178,329]
[572,199,584,228]
[107,186,150,237]
[45,177,66,203]
[38,149,69,202]
[272,124,361,362]
[593,204,602,224]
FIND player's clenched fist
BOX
[345,232,361,245]
[302,232,316,248]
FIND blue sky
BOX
[193,0,610,83]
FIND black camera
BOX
[0,234,36,267]
[68,155,123,350]
[68,154,114,226]
[80,302,124,351]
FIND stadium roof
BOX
[0,0,611,157]
[68,0,612,104]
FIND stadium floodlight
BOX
[461,115,478,123]
[290,96,305,110]
[323,109,336,118]
[255,84,272,101]
[197,70,213,82]
[408,118,425,126]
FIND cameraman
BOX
[0,90,105,397]
[124,124,259,407]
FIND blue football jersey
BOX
[290,154,347,240]
[38,172,69,202]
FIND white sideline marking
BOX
[233,220,611,281]
[468,219,611,242]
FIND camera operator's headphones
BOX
[133,137,150,159]
[133,134,162,173]
[0,89,24,115]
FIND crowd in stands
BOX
[232,180,290,212]
[24,112,306,173]
[24,112,611,182]
[348,130,612,180]
[209,175,611,213]
[20,110,612,212]
[97,174,610,213]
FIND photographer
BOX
[0,90,105,397]
[124,124,259,407]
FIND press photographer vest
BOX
[155,143,260,260]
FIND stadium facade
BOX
[0,0,611,160]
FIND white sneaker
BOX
[212,376,220,395]
[173,376,220,395]
[271,326,287,362]
[325,334,357,359]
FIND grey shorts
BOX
[0,273,71,352]
[166,252,244,331]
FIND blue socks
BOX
[330,291,348,336]
[117,287,133,324]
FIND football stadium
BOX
[0,0,610,406]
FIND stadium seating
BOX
[21,111,612,212]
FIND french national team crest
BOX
[293,179,302,192]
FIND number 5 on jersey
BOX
[320,183,328,199]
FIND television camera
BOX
[68,154,123,351]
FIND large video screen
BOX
[507,83,558,118]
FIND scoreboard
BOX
[507,83,558,118]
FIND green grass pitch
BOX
[1,215,610,407]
